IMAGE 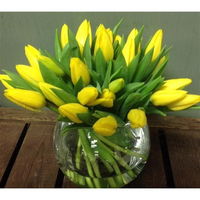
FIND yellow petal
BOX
[38,55,64,76]
[58,103,88,123]
[39,82,65,106]
[70,57,90,85]
[16,64,43,86]
[0,75,13,89]
[168,94,200,111]
[114,35,122,44]
[77,87,98,105]
[93,116,118,136]
[61,24,69,49]
[25,45,41,68]
[145,29,163,61]
[4,89,46,111]
[151,89,187,106]
[127,109,147,128]
[159,78,192,90]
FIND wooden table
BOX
[0,107,200,188]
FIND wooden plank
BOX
[165,129,200,187]
[125,127,167,188]
[0,120,25,181]
[0,107,56,122]
[5,121,59,188]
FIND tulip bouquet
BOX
[1,19,200,188]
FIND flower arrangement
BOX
[0,19,200,188]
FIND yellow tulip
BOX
[58,103,88,123]
[93,115,118,136]
[38,55,64,76]
[94,25,114,61]
[114,35,122,44]
[25,45,64,76]
[16,64,44,86]
[4,88,46,111]
[127,109,147,128]
[77,87,98,105]
[145,29,163,61]
[159,78,192,90]
[168,94,200,111]
[61,24,69,49]
[0,74,13,89]
[70,57,90,85]
[109,78,125,93]
[87,89,115,108]
[150,89,187,106]
[106,28,113,43]
[39,82,66,106]
[76,19,92,54]
[122,28,138,65]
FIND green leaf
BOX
[57,115,72,123]
[60,44,71,75]
[68,28,80,57]
[120,93,142,119]
[113,53,126,72]
[112,18,124,36]
[51,88,78,103]
[102,61,112,89]
[54,29,62,61]
[74,77,84,95]
[77,112,93,125]
[38,62,71,92]
[134,26,144,54]
[89,69,102,84]
[140,76,164,95]
[146,106,167,116]
[94,49,106,82]
[110,65,124,81]
[150,57,169,80]
[83,36,92,69]
[96,81,102,94]
[3,70,35,90]
[127,52,141,83]
[133,48,153,82]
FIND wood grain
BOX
[125,127,167,188]
[5,121,59,188]
[0,121,25,181]
[165,129,200,187]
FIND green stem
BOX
[86,177,94,188]
[75,137,82,170]
[101,159,114,173]
[107,177,117,188]
[79,129,101,178]
[95,133,147,160]
[83,150,95,178]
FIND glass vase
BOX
[53,121,150,188]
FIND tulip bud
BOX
[122,28,138,65]
[167,94,200,111]
[87,89,115,108]
[25,45,64,76]
[76,19,92,54]
[70,57,90,85]
[0,74,13,89]
[39,82,66,106]
[61,24,69,49]
[150,89,187,106]
[4,88,46,111]
[94,25,114,61]
[109,78,125,93]
[16,65,44,86]
[145,29,163,61]
[159,78,192,90]
[38,55,64,76]
[127,109,147,128]
[93,115,118,136]
[58,103,88,123]
[114,35,122,44]
[106,28,113,43]
[77,87,98,105]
